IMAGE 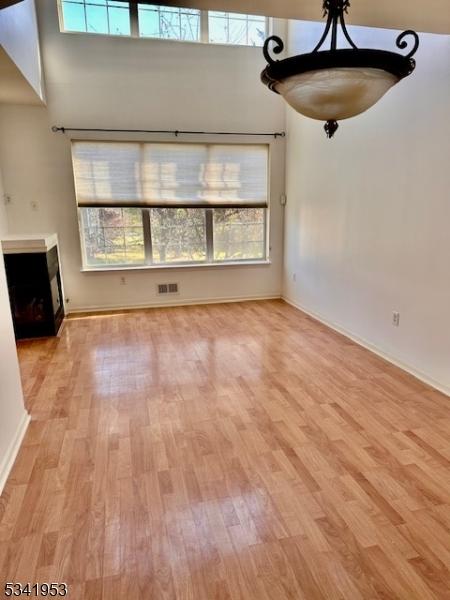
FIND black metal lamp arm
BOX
[314,0,357,52]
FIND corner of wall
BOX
[282,296,450,399]
[0,411,30,495]
[0,163,30,497]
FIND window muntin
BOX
[81,207,145,267]
[213,208,265,261]
[61,1,131,36]
[150,208,206,263]
[79,207,267,268]
[59,1,269,46]
[138,4,201,41]
[208,12,266,47]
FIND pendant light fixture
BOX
[261,0,419,138]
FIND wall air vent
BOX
[157,283,179,295]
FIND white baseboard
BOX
[67,294,281,315]
[282,296,450,398]
[0,410,31,496]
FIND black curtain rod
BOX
[51,126,286,139]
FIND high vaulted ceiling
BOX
[0,0,25,8]
[151,0,449,35]
[0,47,42,104]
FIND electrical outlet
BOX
[292,273,297,282]
[392,311,400,327]
[120,276,126,285]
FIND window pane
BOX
[61,2,87,32]
[81,207,145,267]
[123,209,143,226]
[180,12,200,41]
[150,208,206,263]
[228,17,247,45]
[208,16,227,44]
[138,8,160,37]
[61,1,130,35]
[213,208,265,261]
[86,4,109,34]
[159,10,182,40]
[108,6,131,36]
[248,20,266,47]
[208,11,266,46]
[138,4,200,41]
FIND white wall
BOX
[0,166,29,494]
[0,163,8,232]
[0,0,286,312]
[0,0,45,101]
[283,21,450,395]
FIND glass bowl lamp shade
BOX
[261,0,419,138]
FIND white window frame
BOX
[78,206,270,271]
[57,1,271,47]
[74,139,271,272]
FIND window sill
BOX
[60,30,266,50]
[80,260,271,273]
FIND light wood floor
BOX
[1,300,450,599]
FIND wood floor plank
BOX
[1,299,449,599]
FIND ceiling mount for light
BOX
[261,0,419,138]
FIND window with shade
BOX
[58,1,269,46]
[71,141,269,268]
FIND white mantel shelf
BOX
[1,234,58,254]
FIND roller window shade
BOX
[71,141,269,208]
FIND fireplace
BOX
[2,235,65,339]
